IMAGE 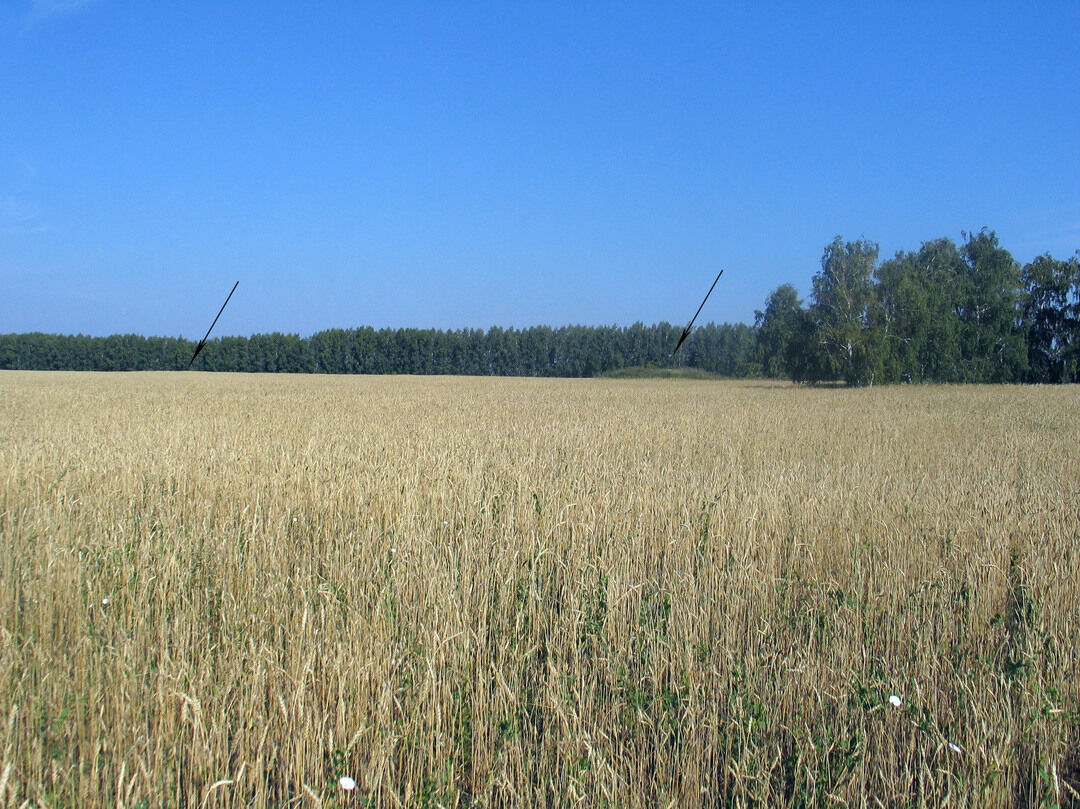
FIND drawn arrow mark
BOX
[188,281,239,368]
[674,269,723,355]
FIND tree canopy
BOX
[757,231,1078,385]
[3,230,1077,385]
[0,323,757,378]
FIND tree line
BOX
[755,230,1079,385]
[0,322,756,377]
[2,230,1076,384]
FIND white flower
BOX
[339,776,356,791]
[293,517,298,523]
[948,742,962,754]
[101,597,110,606]
[442,520,448,525]
[390,547,397,554]
[888,694,902,708]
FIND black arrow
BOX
[188,281,238,368]
[674,269,723,355]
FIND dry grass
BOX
[1,371,1078,808]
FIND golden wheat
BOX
[1,371,1078,808]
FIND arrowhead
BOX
[674,328,691,355]
[188,340,207,368]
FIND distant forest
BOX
[4,231,1078,385]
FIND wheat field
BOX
[1,371,1078,808]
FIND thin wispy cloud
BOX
[1,196,40,221]
[23,0,101,28]
[1028,221,1080,259]
[1051,223,1080,244]
[0,224,50,236]
[0,195,50,236]
[1003,205,1080,259]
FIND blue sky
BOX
[2,1,1078,339]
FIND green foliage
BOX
[806,237,880,386]
[0,322,755,378]
[754,283,805,379]
[2,230,1076,385]
[958,230,1028,382]
[1021,252,1080,383]
[875,237,966,382]
[783,230,1075,385]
